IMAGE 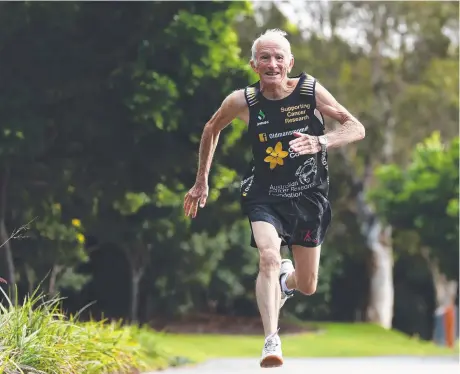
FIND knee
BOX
[258,248,281,273]
[296,273,318,296]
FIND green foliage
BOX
[0,1,255,318]
[368,132,459,277]
[34,203,87,264]
[10,202,91,294]
[0,0,458,339]
[0,285,168,373]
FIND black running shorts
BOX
[244,192,332,250]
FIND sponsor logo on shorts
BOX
[301,229,319,244]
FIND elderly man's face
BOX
[251,39,293,86]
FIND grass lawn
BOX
[156,322,456,364]
[1,282,455,373]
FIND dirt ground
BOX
[148,313,319,335]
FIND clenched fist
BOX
[289,132,321,155]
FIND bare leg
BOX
[251,221,282,337]
[285,244,321,295]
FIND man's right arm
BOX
[195,89,247,184]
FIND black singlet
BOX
[240,72,329,206]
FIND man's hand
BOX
[184,181,209,218]
[289,132,321,155]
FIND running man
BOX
[183,29,365,368]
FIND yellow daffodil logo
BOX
[264,142,288,170]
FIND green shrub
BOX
[0,286,168,373]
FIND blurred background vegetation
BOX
[0,0,458,344]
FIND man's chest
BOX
[247,103,314,136]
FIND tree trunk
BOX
[319,1,396,329]
[353,187,394,330]
[25,264,36,295]
[341,157,395,329]
[0,221,16,292]
[422,248,458,313]
[364,222,394,328]
[0,165,17,305]
[49,264,64,297]
[422,248,458,345]
[126,242,149,323]
[356,3,396,329]
[130,268,143,323]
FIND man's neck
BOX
[259,78,297,100]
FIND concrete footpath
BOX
[145,356,459,374]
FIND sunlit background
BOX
[0,1,458,372]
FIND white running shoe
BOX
[279,259,295,309]
[260,331,283,368]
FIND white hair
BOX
[250,29,292,63]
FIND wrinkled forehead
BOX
[255,38,291,57]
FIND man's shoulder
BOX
[298,72,319,88]
[289,71,315,80]
[301,71,316,79]
[227,89,246,103]
[229,88,246,97]
[221,89,247,112]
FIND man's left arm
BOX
[290,82,365,154]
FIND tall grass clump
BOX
[0,285,167,374]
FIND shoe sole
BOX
[260,355,283,368]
